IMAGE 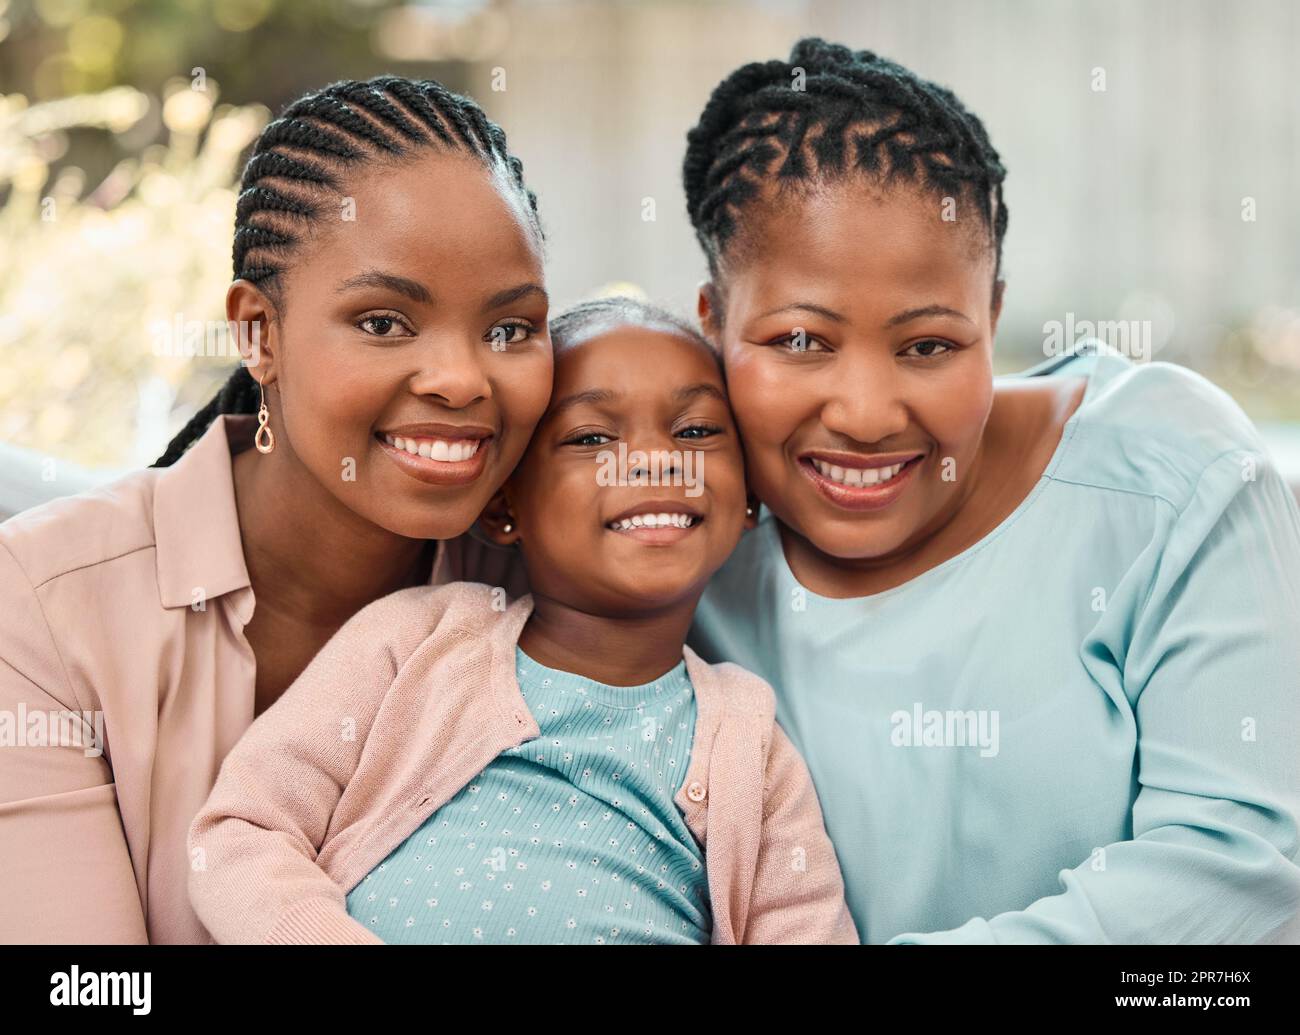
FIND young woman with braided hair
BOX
[0,76,552,943]
[682,38,1300,943]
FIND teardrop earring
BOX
[254,375,275,454]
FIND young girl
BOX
[0,76,550,943]
[187,297,859,945]
[682,38,1300,943]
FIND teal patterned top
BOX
[345,645,711,943]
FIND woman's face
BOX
[700,181,1001,563]
[233,152,552,541]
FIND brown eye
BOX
[677,423,721,440]
[358,313,411,338]
[769,330,827,352]
[903,339,955,358]
[486,321,535,348]
[564,431,612,447]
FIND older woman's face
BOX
[238,153,553,541]
[700,182,1001,563]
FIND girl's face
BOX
[494,324,750,613]
[232,152,552,541]
[700,182,1002,563]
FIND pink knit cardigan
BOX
[187,582,860,945]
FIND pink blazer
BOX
[187,581,859,944]
[0,414,526,944]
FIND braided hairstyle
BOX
[683,37,1008,296]
[152,76,541,467]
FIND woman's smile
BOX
[376,423,494,487]
[797,448,927,512]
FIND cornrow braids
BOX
[152,75,541,468]
[233,75,542,296]
[683,37,1008,287]
[151,365,261,468]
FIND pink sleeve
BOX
[186,586,451,944]
[744,721,861,945]
[0,542,149,944]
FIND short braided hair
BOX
[152,75,540,467]
[683,38,1008,287]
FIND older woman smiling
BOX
[682,39,1300,944]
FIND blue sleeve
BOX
[890,447,1300,944]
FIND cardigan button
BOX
[685,780,706,803]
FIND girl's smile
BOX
[488,317,750,616]
[604,498,705,544]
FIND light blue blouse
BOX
[688,345,1300,944]
[344,646,709,944]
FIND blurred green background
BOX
[1,0,1298,476]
